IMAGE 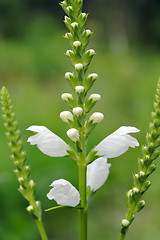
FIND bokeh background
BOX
[0,0,160,239]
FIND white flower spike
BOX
[87,157,111,192]
[95,126,140,158]
[27,125,70,157]
[47,179,80,207]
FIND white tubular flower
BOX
[75,85,84,94]
[89,112,104,124]
[95,126,140,158]
[87,157,111,192]
[47,179,80,207]
[61,93,73,102]
[67,128,79,142]
[88,93,101,102]
[60,111,73,123]
[75,63,83,71]
[73,107,83,116]
[27,125,70,157]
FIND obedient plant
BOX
[0,0,159,240]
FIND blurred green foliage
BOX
[0,9,160,240]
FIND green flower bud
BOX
[135,200,145,212]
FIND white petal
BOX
[95,126,140,158]
[47,179,80,207]
[87,157,111,192]
[26,125,70,157]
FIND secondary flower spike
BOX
[27,125,70,157]
[87,157,111,192]
[47,179,80,207]
[95,126,140,158]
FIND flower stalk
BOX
[0,86,48,240]
[120,78,160,240]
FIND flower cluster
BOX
[0,87,42,220]
[26,0,140,210]
[120,79,160,237]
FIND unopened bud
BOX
[67,128,79,142]
[65,50,74,57]
[85,49,96,57]
[60,111,73,123]
[75,63,83,71]
[139,171,145,177]
[73,41,81,48]
[61,93,73,102]
[89,112,104,124]
[121,219,130,227]
[88,73,98,80]
[64,32,72,40]
[133,187,139,194]
[65,72,74,80]
[88,93,101,102]
[135,200,145,212]
[71,22,78,29]
[27,205,34,212]
[73,107,83,116]
[84,29,92,37]
[75,85,84,93]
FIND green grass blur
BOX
[0,15,160,240]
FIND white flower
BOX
[95,126,140,158]
[67,128,79,142]
[89,112,104,123]
[87,157,111,192]
[47,179,80,207]
[27,125,70,157]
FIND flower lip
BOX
[95,126,140,158]
[27,125,70,157]
[87,157,111,192]
[47,179,80,207]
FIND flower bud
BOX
[121,219,130,227]
[60,111,73,123]
[73,41,81,48]
[61,93,73,102]
[67,128,79,142]
[88,73,98,80]
[132,187,139,194]
[73,107,83,116]
[65,72,74,80]
[27,205,34,212]
[75,63,83,71]
[71,22,78,29]
[85,49,96,57]
[88,93,101,102]
[85,29,92,36]
[64,32,72,40]
[89,112,104,124]
[75,85,84,94]
[135,200,145,212]
[65,49,74,57]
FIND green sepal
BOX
[66,148,79,162]
[135,200,145,212]
[86,149,98,164]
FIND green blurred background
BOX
[0,0,160,239]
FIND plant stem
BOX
[120,233,125,240]
[35,219,48,240]
[78,121,87,240]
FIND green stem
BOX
[79,163,87,240]
[120,233,125,240]
[78,117,87,240]
[35,219,48,240]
